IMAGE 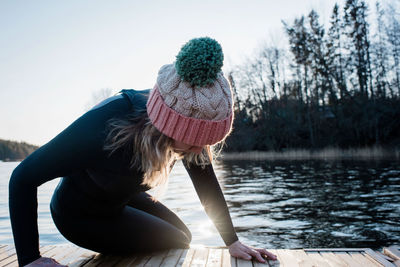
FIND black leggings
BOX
[50,192,192,255]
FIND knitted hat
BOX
[146,37,234,146]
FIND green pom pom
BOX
[175,37,224,87]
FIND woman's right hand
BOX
[24,257,67,267]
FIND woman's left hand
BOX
[228,240,277,263]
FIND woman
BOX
[9,37,277,266]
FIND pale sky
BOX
[0,0,379,146]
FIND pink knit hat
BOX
[146,37,234,146]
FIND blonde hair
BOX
[104,111,216,188]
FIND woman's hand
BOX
[228,240,277,263]
[24,257,67,267]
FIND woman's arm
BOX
[9,95,130,266]
[182,160,238,246]
[182,160,277,263]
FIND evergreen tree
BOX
[284,16,312,102]
[308,9,333,105]
[372,2,390,98]
[327,3,347,99]
[284,16,315,147]
[385,3,400,95]
[344,0,372,97]
[0,139,38,161]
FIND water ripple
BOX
[1,160,399,249]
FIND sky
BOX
[0,0,380,146]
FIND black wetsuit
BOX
[8,89,238,266]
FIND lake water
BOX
[0,159,399,250]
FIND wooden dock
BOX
[0,244,399,266]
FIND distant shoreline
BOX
[221,147,400,160]
[1,147,399,163]
[0,159,23,162]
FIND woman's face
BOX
[172,140,203,155]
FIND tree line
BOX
[0,139,38,161]
[226,0,400,152]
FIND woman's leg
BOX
[50,202,191,255]
[126,192,192,242]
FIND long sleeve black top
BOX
[8,89,238,266]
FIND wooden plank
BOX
[62,247,96,266]
[0,245,12,262]
[190,248,210,267]
[266,249,281,267]
[319,252,349,267]
[290,249,318,266]
[252,248,279,267]
[55,246,89,266]
[123,253,153,267]
[305,248,394,267]
[1,259,18,267]
[221,249,235,267]
[1,245,56,267]
[364,249,396,267]
[0,246,18,267]
[70,258,95,267]
[349,252,382,266]
[144,250,169,267]
[253,260,270,267]
[41,245,64,257]
[40,246,83,266]
[235,258,252,267]
[39,245,56,251]
[305,248,368,252]
[82,253,112,267]
[159,249,184,266]
[1,245,55,267]
[0,245,9,254]
[334,251,363,267]
[306,251,337,267]
[1,245,398,267]
[178,248,195,267]
[275,249,300,267]
[42,245,76,260]
[0,246,16,262]
[52,246,82,264]
[370,252,395,262]
[384,247,400,261]
[206,248,222,267]
[111,254,137,267]
[96,255,125,266]
[253,257,271,267]
[87,252,140,267]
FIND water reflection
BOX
[218,160,400,249]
